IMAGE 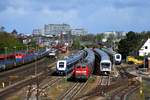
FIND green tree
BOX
[118,31,145,59]
[72,38,81,49]
[0,32,24,53]
[106,33,116,48]
[96,33,104,42]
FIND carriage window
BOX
[59,62,64,68]
[101,63,110,68]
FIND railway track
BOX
[0,58,49,87]
[58,80,88,100]
[76,75,110,100]
[0,50,75,98]
[110,64,140,100]
[26,76,63,99]
[0,59,56,98]
[0,72,46,99]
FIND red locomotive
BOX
[73,49,95,80]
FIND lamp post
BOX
[35,46,39,100]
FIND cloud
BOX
[112,0,150,9]
[0,0,150,33]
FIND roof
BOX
[94,48,110,61]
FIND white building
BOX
[139,38,150,56]
[102,31,126,42]
[71,28,87,36]
[44,24,71,36]
[32,29,43,35]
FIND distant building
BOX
[139,38,150,56]
[23,38,31,44]
[102,31,126,42]
[71,28,87,36]
[44,24,71,36]
[32,29,43,35]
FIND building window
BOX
[145,46,148,49]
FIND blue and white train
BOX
[56,50,86,75]
[94,48,112,75]
[102,48,122,65]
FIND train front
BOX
[74,64,89,80]
[56,60,67,75]
[114,54,122,65]
[100,60,112,75]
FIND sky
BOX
[0,0,150,34]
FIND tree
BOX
[11,29,18,35]
[80,34,95,42]
[105,33,116,48]
[72,38,81,49]
[0,32,24,53]
[96,33,104,42]
[117,31,149,59]
[0,26,5,32]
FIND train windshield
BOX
[116,55,120,59]
[59,62,64,68]
[76,66,81,68]
[101,63,110,68]
[81,64,86,68]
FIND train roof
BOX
[94,48,110,61]
[102,48,121,56]
[58,50,85,64]
[84,48,95,63]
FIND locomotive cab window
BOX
[59,62,64,68]
[77,66,81,68]
[101,63,110,68]
[82,64,86,68]
[82,66,86,68]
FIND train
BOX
[73,48,95,80]
[0,48,50,71]
[94,48,112,75]
[102,48,122,65]
[48,48,58,58]
[56,50,86,75]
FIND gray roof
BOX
[94,48,110,61]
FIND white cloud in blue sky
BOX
[0,0,150,33]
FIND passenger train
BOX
[0,48,50,71]
[94,48,112,75]
[56,50,86,75]
[73,48,95,80]
[102,48,122,65]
